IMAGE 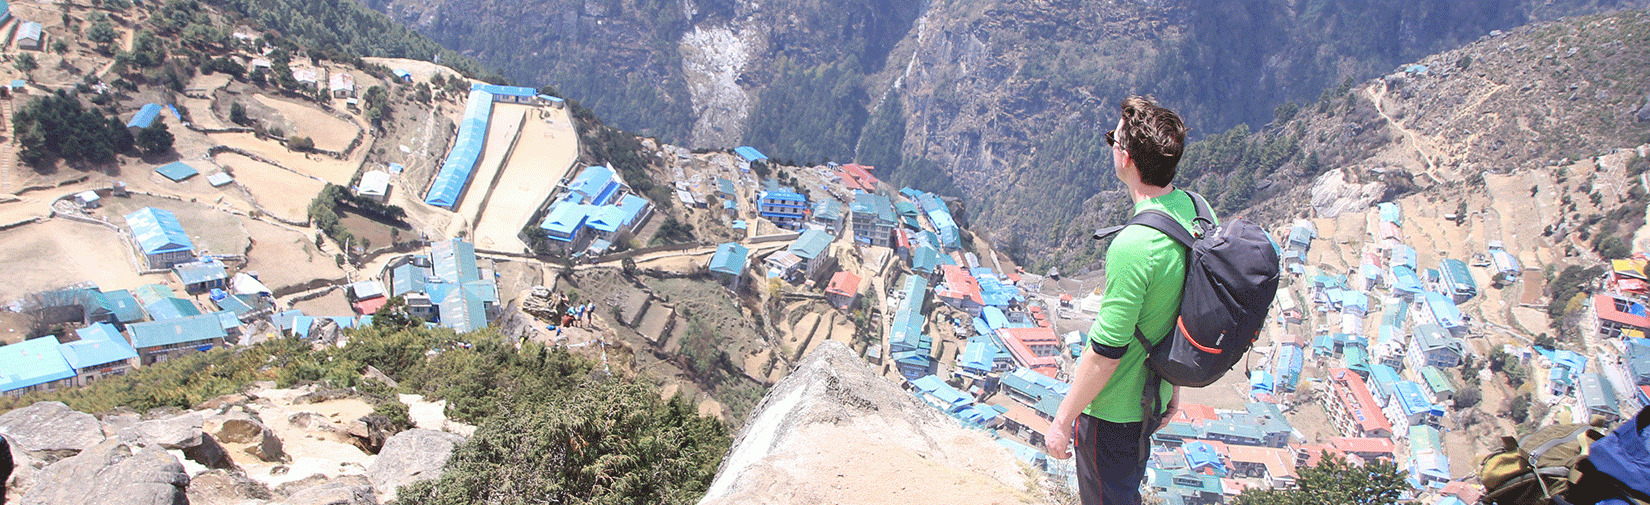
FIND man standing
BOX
[1044,96,1194,505]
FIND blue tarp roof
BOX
[1182,442,1224,472]
[958,335,999,372]
[734,146,768,161]
[127,103,162,128]
[539,200,593,238]
[0,337,75,392]
[62,323,137,370]
[1392,245,1418,269]
[425,89,494,207]
[982,306,1008,329]
[391,262,429,296]
[126,207,194,255]
[440,286,487,332]
[1392,380,1436,416]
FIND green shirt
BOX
[1083,189,1209,423]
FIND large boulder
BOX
[342,415,392,455]
[282,475,376,505]
[697,341,1039,504]
[19,440,188,505]
[117,413,204,450]
[365,429,464,503]
[0,402,104,457]
[204,411,284,463]
[186,469,273,505]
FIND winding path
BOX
[1366,81,1440,177]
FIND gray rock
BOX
[343,415,392,455]
[282,475,376,505]
[245,427,285,463]
[365,429,464,502]
[192,394,250,412]
[186,469,273,505]
[118,413,204,450]
[100,412,142,439]
[0,402,104,456]
[204,411,284,462]
[180,433,235,470]
[1637,96,1650,123]
[19,440,188,505]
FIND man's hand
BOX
[1044,421,1074,459]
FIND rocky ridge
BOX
[1,384,471,505]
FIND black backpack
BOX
[1093,190,1281,388]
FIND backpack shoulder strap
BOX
[1091,190,1209,246]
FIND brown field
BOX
[467,105,578,253]
[99,194,250,256]
[215,152,326,222]
[252,95,361,153]
[291,289,353,317]
[243,219,346,292]
[337,209,403,252]
[0,218,167,302]
[203,132,360,185]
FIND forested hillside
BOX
[365,0,1648,269]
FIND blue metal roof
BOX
[440,287,486,332]
[128,313,227,348]
[154,161,199,182]
[788,230,834,260]
[174,260,227,285]
[431,239,479,283]
[851,192,896,224]
[127,103,162,128]
[568,166,618,205]
[61,323,137,370]
[145,297,202,321]
[469,82,537,97]
[126,207,194,255]
[717,178,736,196]
[103,289,146,323]
[391,262,430,296]
[585,206,626,233]
[1423,292,1464,328]
[425,89,494,207]
[0,337,75,392]
[734,146,768,161]
[1378,202,1402,225]
[539,200,592,238]
[1391,380,1435,416]
[958,335,999,372]
[709,243,749,276]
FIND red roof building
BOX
[352,296,388,315]
[936,264,984,312]
[1329,437,1396,462]
[1326,368,1392,438]
[825,271,863,311]
[838,163,879,192]
[1596,293,1650,337]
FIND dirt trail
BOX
[1367,81,1441,178]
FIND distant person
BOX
[1044,96,1193,505]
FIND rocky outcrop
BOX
[1310,168,1387,218]
[365,429,464,503]
[185,469,273,505]
[698,341,1039,504]
[19,440,189,505]
[281,475,377,505]
[0,402,104,457]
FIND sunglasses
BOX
[1105,129,1118,147]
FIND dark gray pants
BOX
[1074,414,1149,505]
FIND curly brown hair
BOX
[1119,96,1188,187]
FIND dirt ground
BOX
[213,152,326,221]
[252,95,362,153]
[203,132,362,185]
[234,386,375,489]
[290,289,353,317]
[452,104,526,245]
[243,218,346,292]
[0,218,168,302]
[98,194,250,256]
[360,57,465,85]
[466,105,577,253]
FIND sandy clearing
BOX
[251,95,361,153]
[235,387,376,489]
[204,132,360,185]
[0,218,167,302]
[453,104,526,236]
[182,96,226,130]
[243,218,345,290]
[99,194,250,256]
[360,57,465,84]
[291,289,353,317]
[468,105,578,253]
[214,152,327,222]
